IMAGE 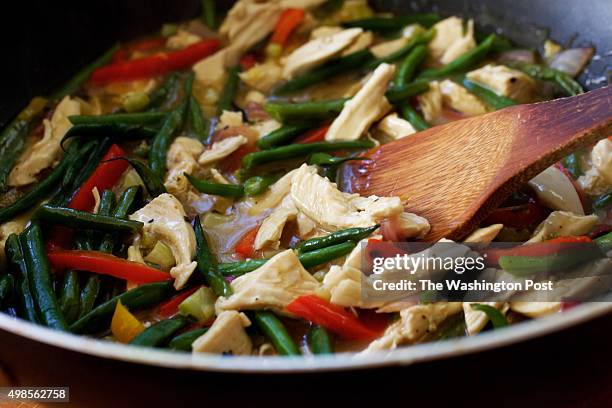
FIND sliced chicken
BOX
[164,136,205,206]
[439,79,488,116]
[464,224,503,244]
[254,196,298,250]
[279,0,327,9]
[9,96,80,187]
[283,28,364,78]
[377,113,417,140]
[218,110,244,128]
[463,302,508,335]
[215,249,320,314]
[466,64,536,103]
[290,165,404,231]
[198,135,247,166]
[248,169,297,215]
[386,211,431,239]
[192,311,253,355]
[166,29,202,49]
[193,49,229,90]
[577,139,612,196]
[364,302,463,351]
[341,31,374,56]
[428,17,476,65]
[239,61,284,92]
[129,193,197,289]
[527,211,598,243]
[418,81,443,122]
[509,302,560,318]
[370,37,410,59]
[325,63,394,141]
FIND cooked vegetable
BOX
[130,315,191,347]
[460,77,517,110]
[418,34,498,80]
[99,186,142,253]
[48,251,171,283]
[168,327,208,351]
[243,174,278,196]
[257,124,313,150]
[270,8,305,48]
[307,325,334,354]
[265,98,348,123]
[35,205,143,232]
[185,173,244,197]
[20,223,68,330]
[188,96,210,142]
[111,300,145,343]
[298,226,378,253]
[201,0,217,29]
[385,81,430,103]
[470,304,508,329]
[399,103,429,131]
[193,217,232,297]
[343,14,440,31]
[593,193,612,210]
[505,61,584,96]
[252,311,300,356]
[148,72,181,110]
[0,275,15,309]
[217,66,241,114]
[242,140,374,169]
[178,286,216,322]
[69,112,166,126]
[395,44,428,86]
[4,234,39,323]
[307,153,367,166]
[149,110,185,178]
[109,157,167,197]
[158,286,200,318]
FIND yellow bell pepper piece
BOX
[111,300,145,343]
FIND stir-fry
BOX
[0,0,609,357]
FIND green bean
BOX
[593,193,612,211]
[299,225,378,253]
[98,186,142,254]
[431,312,466,340]
[343,13,440,31]
[562,153,583,179]
[59,270,80,324]
[70,281,175,334]
[50,44,119,101]
[257,124,313,150]
[499,245,601,277]
[218,66,241,114]
[242,140,374,169]
[201,0,217,29]
[98,189,116,217]
[130,315,191,347]
[5,234,39,323]
[395,44,428,86]
[460,78,517,110]
[0,274,15,309]
[108,158,166,198]
[194,217,232,297]
[243,175,279,196]
[61,124,157,148]
[0,120,28,192]
[505,61,584,96]
[307,153,367,166]
[21,223,68,330]
[185,173,244,198]
[148,72,181,111]
[61,141,97,190]
[399,103,429,131]
[168,327,208,351]
[252,311,300,356]
[35,205,143,232]
[385,81,430,104]
[78,276,101,319]
[265,98,348,123]
[219,241,357,276]
[470,304,508,329]
[307,325,334,354]
[148,110,183,178]
[595,231,612,254]
[418,34,498,80]
[0,143,81,223]
[274,50,375,95]
[299,241,356,268]
[188,96,210,143]
[369,29,435,67]
[70,113,166,128]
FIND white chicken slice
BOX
[248,169,297,215]
[369,37,410,59]
[388,211,431,239]
[527,211,598,243]
[341,31,374,56]
[279,0,327,9]
[198,135,247,166]
[509,302,561,318]
[290,165,403,231]
[193,49,229,90]
[463,302,508,335]
[577,139,612,196]
[239,61,284,92]
[439,79,488,116]
[192,311,253,355]
[364,302,463,352]
[218,110,244,128]
[428,17,476,65]
[418,81,443,122]
[166,29,202,49]
[164,136,205,206]
[377,113,417,140]
[325,63,394,141]
[254,196,298,251]
[283,28,364,78]
[464,224,504,244]
[466,64,536,103]
[129,194,197,289]
[9,96,80,187]
[215,249,320,314]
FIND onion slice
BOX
[528,165,584,215]
[549,48,594,77]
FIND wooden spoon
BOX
[350,85,612,241]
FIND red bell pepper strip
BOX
[218,144,258,173]
[270,8,305,47]
[69,144,129,212]
[295,125,330,144]
[483,200,548,228]
[239,54,258,71]
[157,286,201,318]
[285,295,382,340]
[234,226,260,258]
[48,250,172,283]
[484,236,592,265]
[91,39,220,84]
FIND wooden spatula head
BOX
[351,86,612,241]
